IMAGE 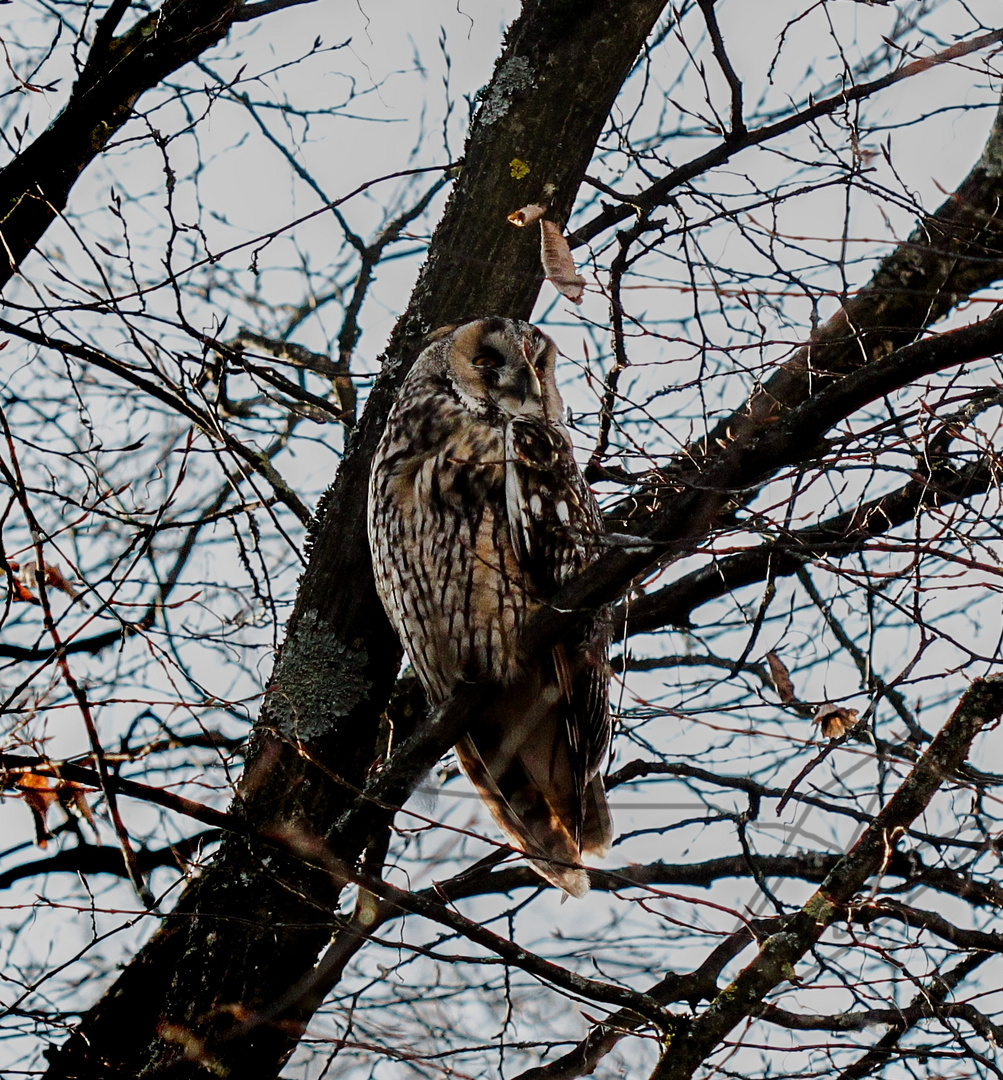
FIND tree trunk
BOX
[42,2,670,1077]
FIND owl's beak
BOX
[513,359,542,406]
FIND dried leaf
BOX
[4,560,86,605]
[766,651,796,703]
[17,774,60,846]
[814,704,860,739]
[16,773,96,846]
[540,220,585,303]
[4,560,41,604]
[42,563,87,604]
[507,203,546,227]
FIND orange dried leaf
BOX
[6,573,40,604]
[64,785,98,832]
[814,705,860,739]
[17,775,61,846]
[18,773,61,804]
[16,773,96,846]
[42,563,85,603]
[540,220,585,303]
[5,560,84,605]
[507,203,547,227]
[766,651,796,703]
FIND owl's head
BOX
[420,317,563,423]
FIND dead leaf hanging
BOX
[540,219,585,303]
[16,773,96,847]
[814,704,860,740]
[766,651,796,703]
[4,560,87,605]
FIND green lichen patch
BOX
[265,608,371,742]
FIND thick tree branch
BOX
[0,832,218,890]
[609,91,1003,522]
[0,0,278,289]
[622,438,1002,634]
[852,898,1003,953]
[1,753,238,835]
[235,0,316,19]
[526,309,1003,660]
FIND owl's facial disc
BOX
[443,319,559,420]
[472,344,542,414]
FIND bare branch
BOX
[647,675,1003,1079]
[572,28,1003,248]
[0,317,311,523]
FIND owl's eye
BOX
[472,348,505,368]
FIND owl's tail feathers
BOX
[581,774,613,858]
[455,734,591,898]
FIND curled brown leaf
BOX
[507,203,547,227]
[540,220,585,303]
[814,704,861,739]
[766,651,796,703]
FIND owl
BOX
[368,317,612,897]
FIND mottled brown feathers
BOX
[368,318,612,897]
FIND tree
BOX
[1,1,1002,1077]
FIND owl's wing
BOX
[504,417,597,595]
[455,722,592,898]
[503,416,611,755]
[454,647,606,896]
[480,418,614,873]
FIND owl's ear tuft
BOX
[424,323,461,345]
[424,317,490,347]
[425,319,475,345]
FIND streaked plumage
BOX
[367,317,612,896]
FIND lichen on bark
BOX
[477,55,535,126]
[976,100,1003,177]
[264,608,372,742]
